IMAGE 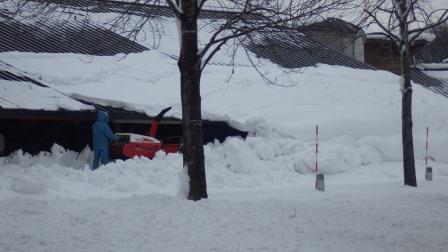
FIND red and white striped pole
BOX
[315,125,325,191]
[425,126,433,181]
[315,125,319,173]
[425,126,429,168]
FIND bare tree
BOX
[416,22,448,62]
[3,0,356,200]
[364,0,448,187]
[168,0,358,200]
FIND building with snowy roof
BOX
[364,33,435,75]
[361,30,448,97]
[0,0,447,156]
[299,18,366,63]
[0,0,376,155]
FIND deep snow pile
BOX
[1,131,447,200]
[1,137,372,199]
[1,144,448,252]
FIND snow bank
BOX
[1,128,446,200]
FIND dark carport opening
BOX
[110,120,248,145]
[0,114,248,157]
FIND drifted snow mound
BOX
[0,145,92,196]
[1,144,92,169]
[10,175,48,194]
[0,134,443,199]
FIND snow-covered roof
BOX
[366,32,436,43]
[0,80,92,111]
[0,14,148,55]
[247,31,372,70]
[417,63,448,71]
[2,49,447,141]
[0,61,93,111]
[411,63,448,97]
[1,0,363,69]
[411,69,448,97]
[302,18,365,34]
[422,71,448,85]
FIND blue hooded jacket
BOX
[92,111,118,150]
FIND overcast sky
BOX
[431,0,447,9]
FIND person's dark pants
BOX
[92,149,109,170]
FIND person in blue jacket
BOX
[92,111,118,170]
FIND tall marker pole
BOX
[315,125,325,191]
[315,125,319,174]
[425,126,433,181]
[425,126,429,168]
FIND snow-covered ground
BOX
[1,146,448,252]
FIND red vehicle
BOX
[109,107,181,159]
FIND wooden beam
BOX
[0,109,96,121]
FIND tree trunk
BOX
[178,1,207,200]
[401,54,417,187]
[399,0,417,187]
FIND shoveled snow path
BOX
[1,179,447,252]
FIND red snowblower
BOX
[109,107,181,159]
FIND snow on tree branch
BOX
[166,0,183,17]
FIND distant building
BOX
[364,34,432,75]
[360,31,448,97]
[301,18,366,63]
